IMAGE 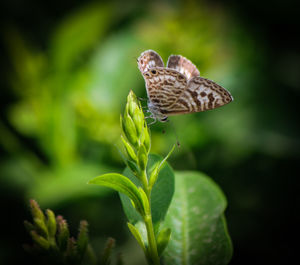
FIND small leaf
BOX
[162,171,233,265]
[89,173,145,216]
[157,228,171,256]
[127,222,146,252]
[149,144,175,189]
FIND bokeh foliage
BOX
[1,0,299,264]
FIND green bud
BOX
[123,113,138,147]
[46,209,56,238]
[127,91,139,117]
[121,135,137,163]
[101,237,115,265]
[57,215,69,251]
[77,220,89,260]
[138,145,148,171]
[33,217,48,238]
[133,107,144,138]
[143,127,151,153]
[29,199,44,222]
[30,231,50,249]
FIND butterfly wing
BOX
[164,76,233,115]
[138,50,164,74]
[142,67,187,114]
[167,55,200,80]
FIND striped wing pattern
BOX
[137,50,233,121]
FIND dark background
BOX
[1,0,299,264]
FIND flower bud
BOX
[121,135,137,163]
[143,127,151,153]
[57,215,69,251]
[127,91,139,117]
[138,145,148,171]
[46,209,56,238]
[133,108,144,138]
[29,199,44,222]
[77,220,89,259]
[33,217,48,238]
[30,231,50,249]
[123,113,138,147]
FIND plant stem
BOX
[140,170,160,265]
[144,214,160,265]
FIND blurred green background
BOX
[0,0,299,264]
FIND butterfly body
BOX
[138,50,233,122]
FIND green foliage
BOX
[162,172,233,265]
[24,200,121,265]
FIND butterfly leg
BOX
[147,119,157,126]
[138,97,148,102]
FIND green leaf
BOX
[119,154,174,225]
[149,144,176,189]
[127,222,146,252]
[161,171,233,265]
[89,173,145,216]
[157,228,171,256]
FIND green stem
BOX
[144,214,160,265]
[140,170,160,265]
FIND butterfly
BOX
[137,50,233,123]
